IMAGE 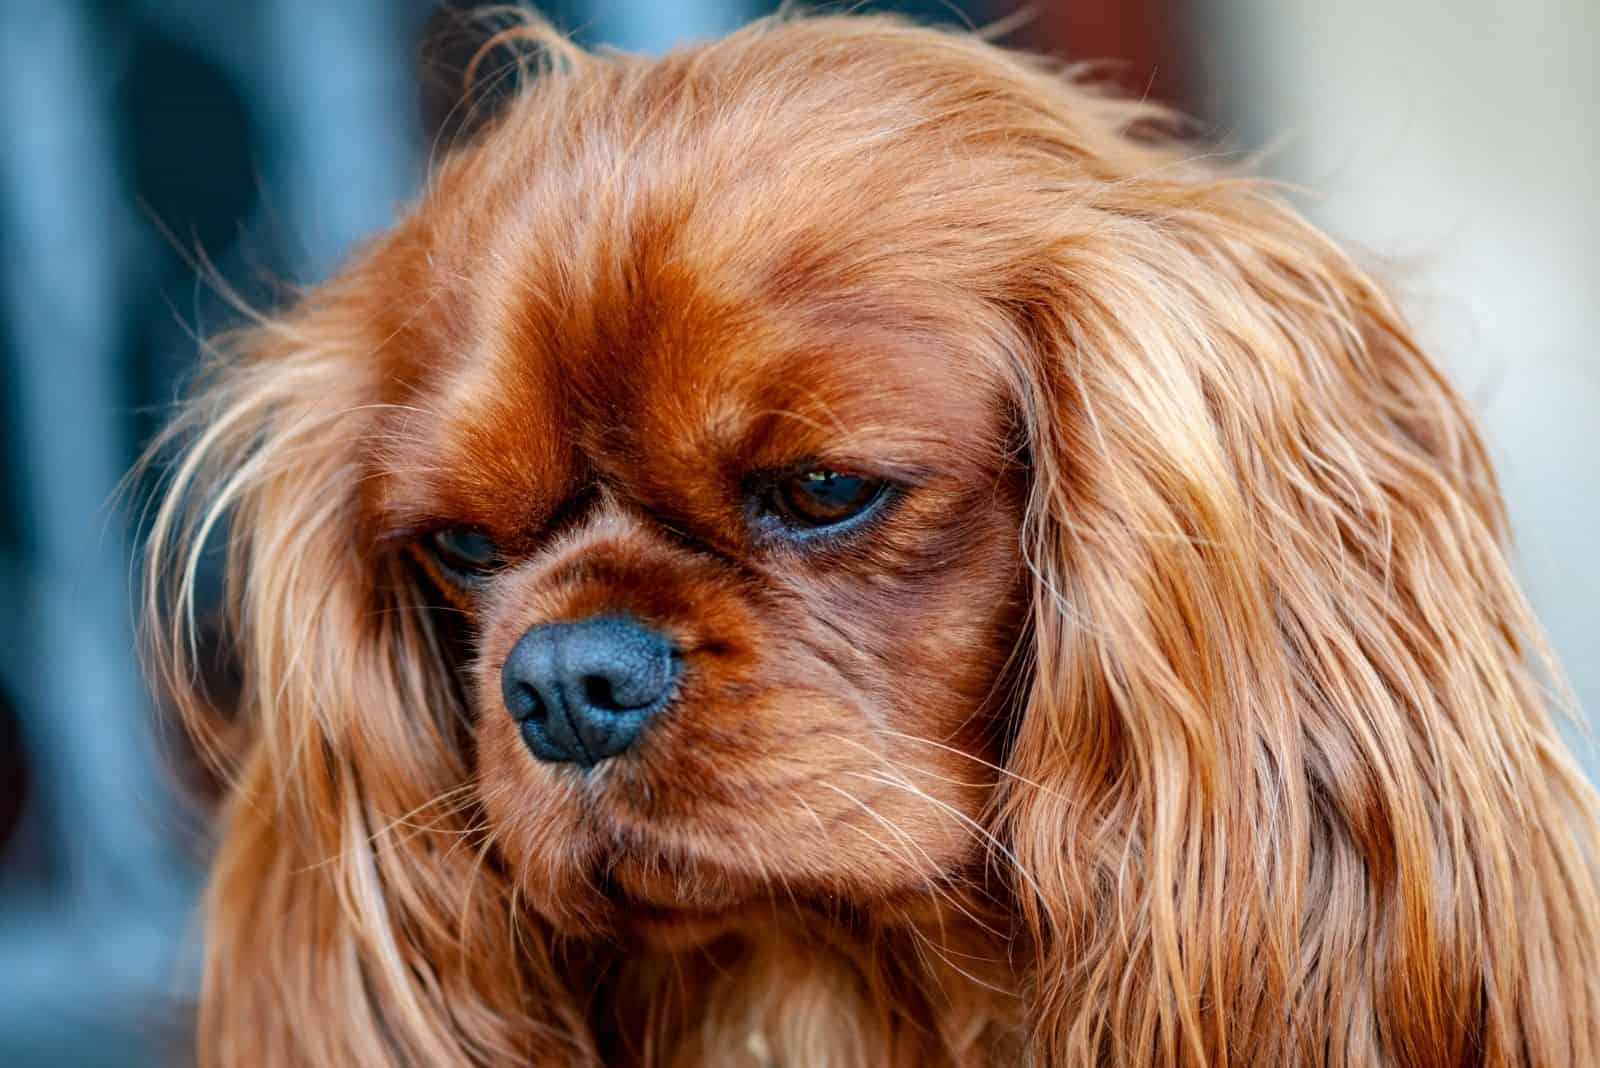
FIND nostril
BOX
[505,682,545,723]
[582,673,621,712]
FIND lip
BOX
[579,738,847,817]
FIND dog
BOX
[144,12,1600,1066]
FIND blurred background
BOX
[0,0,1593,1063]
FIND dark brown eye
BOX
[769,470,886,530]
[427,527,501,581]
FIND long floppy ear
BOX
[143,289,591,1066]
[997,148,1600,1064]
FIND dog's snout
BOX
[501,615,679,766]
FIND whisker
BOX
[815,782,1002,939]
[366,783,481,844]
[843,768,1042,902]
[457,822,503,954]
[867,728,1070,801]
[905,923,1016,999]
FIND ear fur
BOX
[1000,156,1600,1066]
[143,295,594,1066]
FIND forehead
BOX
[377,253,1009,531]
[528,224,1002,427]
[364,53,1022,530]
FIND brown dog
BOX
[145,13,1600,1066]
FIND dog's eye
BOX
[768,470,886,530]
[427,527,501,581]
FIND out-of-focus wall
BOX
[1200,0,1600,772]
[0,3,440,1063]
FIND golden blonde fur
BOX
[144,11,1600,1066]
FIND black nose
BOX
[501,615,679,766]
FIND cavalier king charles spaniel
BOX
[145,12,1600,1067]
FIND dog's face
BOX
[356,58,1033,934]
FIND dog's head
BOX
[387,28,1047,933]
[147,14,1600,1066]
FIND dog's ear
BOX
[143,293,589,1066]
[994,153,1600,1065]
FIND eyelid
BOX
[747,458,927,488]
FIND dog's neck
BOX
[567,893,1026,1067]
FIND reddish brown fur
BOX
[145,12,1600,1067]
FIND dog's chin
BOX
[604,846,753,912]
[518,842,785,949]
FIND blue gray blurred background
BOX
[0,1,1593,1063]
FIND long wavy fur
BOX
[144,11,1600,1066]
